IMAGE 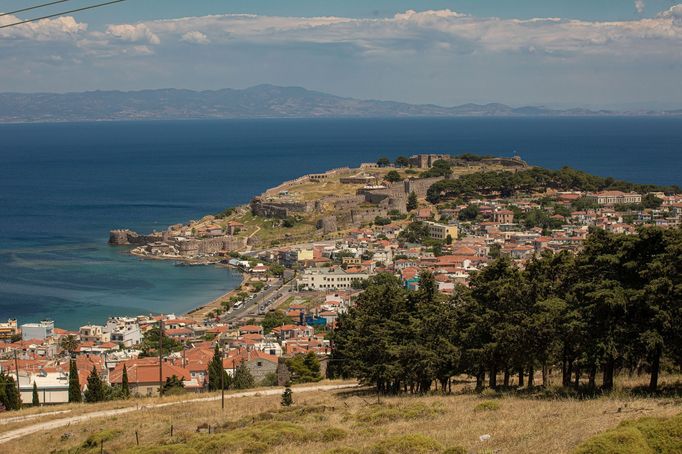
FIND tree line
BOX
[426,167,680,203]
[330,227,682,394]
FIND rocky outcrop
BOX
[109,229,161,246]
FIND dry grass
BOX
[2,375,681,454]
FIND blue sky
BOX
[1,1,681,108]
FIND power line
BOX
[0,0,74,19]
[0,0,126,29]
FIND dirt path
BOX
[0,383,357,445]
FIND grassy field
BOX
[2,375,681,453]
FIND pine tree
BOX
[407,191,418,211]
[233,363,255,389]
[68,359,82,403]
[32,382,39,406]
[208,343,230,391]
[84,366,105,403]
[0,373,22,410]
[121,364,130,397]
[281,385,293,406]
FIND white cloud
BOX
[181,31,209,44]
[106,23,160,45]
[635,1,645,14]
[0,15,87,40]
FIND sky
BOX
[1,0,681,109]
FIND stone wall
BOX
[317,216,338,234]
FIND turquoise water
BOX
[1,118,681,329]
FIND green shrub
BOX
[82,430,122,448]
[574,413,682,454]
[324,448,361,454]
[318,427,348,442]
[369,434,444,454]
[442,447,467,454]
[474,401,500,412]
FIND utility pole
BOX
[13,349,21,395]
[158,319,164,397]
[220,347,225,411]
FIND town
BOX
[2,153,681,406]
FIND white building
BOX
[79,325,110,344]
[297,267,370,291]
[104,317,142,347]
[21,320,54,341]
[586,191,642,206]
[18,371,70,405]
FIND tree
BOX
[163,375,185,395]
[458,204,480,221]
[233,363,255,389]
[0,373,21,411]
[140,327,182,357]
[262,310,291,334]
[84,366,106,403]
[59,335,79,354]
[385,170,402,183]
[208,344,230,391]
[407,191,418,211]
[642,193,663,209]
[286,352,322,383]
[121,364,130,398]
[32,382,39,406]
[377,157,391,167]
[281,385,293,406]
[395,156,410,168]
[68,359,82,403]
[269,264,285,278]
[421,159,452,178]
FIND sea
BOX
[1,117,681,330]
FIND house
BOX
[223,350,279,383]
[0,319,18,341]
[109,360,193,396]
[271,324,315,341]
[238,325,264,336]
[79,325,110,344]
[493,209,514,224]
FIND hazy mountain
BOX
[0,85,679,122]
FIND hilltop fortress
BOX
[110,154,528,259]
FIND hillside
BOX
[2,85,681,123]
[1,377,680,453]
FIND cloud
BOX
[635,1,645,14]
[0,15,87,40]
[181,31,209,44]
[106,23,160,45]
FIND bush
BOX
[318,427,348,442]
[574,413,682,454]
[474,400,501,412]
[369,434,443,454]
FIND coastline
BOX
[185,270,249,322]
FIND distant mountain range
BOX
[0,84,680,122]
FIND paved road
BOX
[0,383,358,445]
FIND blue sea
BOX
[1,118,681,329]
